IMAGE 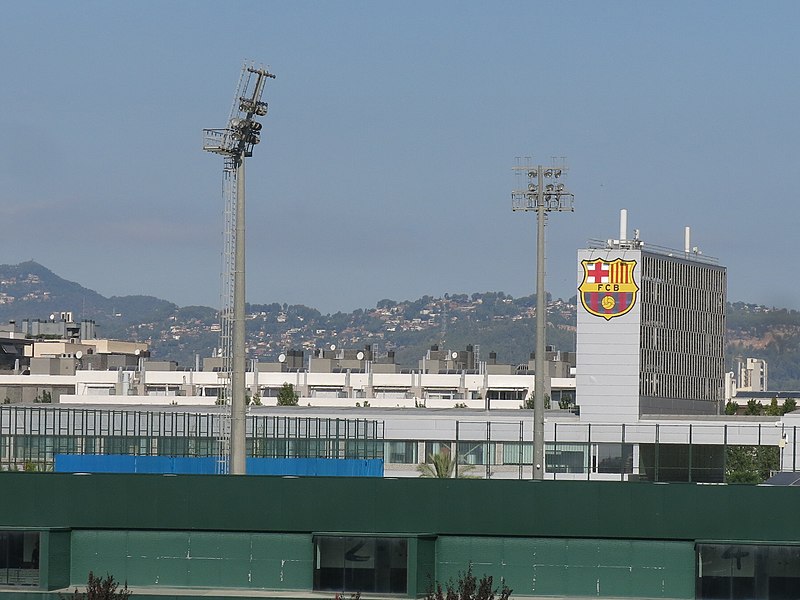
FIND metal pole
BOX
[454,421,460,479]
[723,423,728,481]
[511,160,572,479]
[553,421,558,482]
[688,423,693,483]
[587,422,591,481]
[230,156,247,475]
[533,166,546,480]
[486,422,491,480]
[655,423,660,482]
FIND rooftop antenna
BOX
[511,156,574,480]
[441,296,448,348]
[204,62,275,475]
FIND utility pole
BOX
[511,159,574,479]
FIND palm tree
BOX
[418,448,475,478]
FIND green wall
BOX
[70,531,312,591]
[1,473,798,543]
[436,536,695,599]
[0,473,798,599]
[41,529,71,591]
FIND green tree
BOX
[62,571,130,600]
[425,563,511,600]
[756,446,780,481]
[34,390,52,404]
[521,393,534,410]
[724,400,739,415]
[276,383,299,406]
[725,446,779,484]
[765,397,782,416]
[521,392,549,410]
[744,399,763,415]
[726,446,760,483]
[783,397,797,414]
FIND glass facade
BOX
[639,254,726,407]
[0,406,383,470]
[457,441,486,465]
[640,444,726,483]
[501,442,532,465]
[385,441,417,464]
[697,543,800,600]
[0,531,38,587]
[313,536,407,594]
[424,441,451,462]
[596,443,634,474]
[547,442,588,473]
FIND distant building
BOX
[20,312,96,341]
[576,210,727,422]
[737,356,768,392]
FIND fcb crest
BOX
[579,259,639,320]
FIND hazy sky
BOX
[2,2,799,314]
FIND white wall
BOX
[576,248,642,423]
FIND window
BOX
[157,437,190,456]
[502,442,533,465]
[546,442,588,473]
[457,442,486,465]
[105,436,143,455]
[313,536,407,594]
[385,441,417,464]
[596,443,634,474]
[345,440,383,460]
[486,389,526,401]
[250,439,288,458]
[697,543,800,600]
[424,442,451,462]
[0,531,39,587]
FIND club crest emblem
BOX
[579,259,638,320]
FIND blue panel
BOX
[55,455,383,477]
[55,454,138,473]
[246,458,383,477]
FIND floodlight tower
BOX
[511,158,574,480]
[204,63,275,475]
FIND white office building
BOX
[576,211,726,423]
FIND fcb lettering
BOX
[579,259,638,320]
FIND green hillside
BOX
[0,262,797,389]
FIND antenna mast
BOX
[204,62,275,475]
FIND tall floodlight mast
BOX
[511,158,574,480]
[204,63,275,475]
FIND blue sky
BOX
[1,2,799,313]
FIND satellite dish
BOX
[49,314,55,321]
[75,351,83,360]
[135,349,141,356]
[278,353,286,363]
[330,344,336,351]
[451,351,459,360]
[356,351,365,361]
